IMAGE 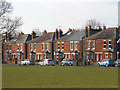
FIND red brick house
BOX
[54,29,85,62]
[84,27,120,63]
[3,32,35,64]
[27,30,60,61]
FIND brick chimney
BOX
[18,32,24,37]
[88,25,91,37]
[58,29,63,38]
[42,30,47,35]
[31,31,36,40]
[68,28,72,32]
[85,26,88,38]
[103,26,106,31]
[119,26,120,37]
[55,29,58,40]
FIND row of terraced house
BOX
[2,25,120,64]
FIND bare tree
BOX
[0,0,22,37]
[86,19,104,29]
[0,0,12,17]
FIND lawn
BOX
[2,65,118,88]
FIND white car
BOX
[38,59,55,66]
[20,59,35,65]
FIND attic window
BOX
[67,32,72,35]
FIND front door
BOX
[96,54,99,62]
[100,54,102,61]
[15,58,17,64]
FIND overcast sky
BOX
[7,0,119,34]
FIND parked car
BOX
[38,59,55,66]
[98,59,115,67]
[20,59,35,65]
[114,59,120,67]
[61,59,73,66]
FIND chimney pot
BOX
[103,26,106,30]
[88,25,91,29]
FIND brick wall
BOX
[27,42,53,60]
[3,43,27,64]
[85,39,117,62]
[54,41,82,61]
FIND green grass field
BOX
[2,65,118,88]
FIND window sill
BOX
[87,48,90,50]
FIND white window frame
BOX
[117,52,119,59]
[34,43,36,50]
[18,55,20,60]
[96,54,99,61]
[103,40,106,49]
[108,40,112,49]
[92,41,95,50]
[42,43,44,51]
[37,54,39,60]
[87,41,90,50]
[29,54,31,60]
[61,42,64,50]
[56,54,59,59]
[75,41,77,50]
[70,41,73,50]
[65,54,67,59]
[57,42,60,50]
[109,53,112,60]
[68,54,70,59]
[30,43,32,51]
[17,44,19,51]
[105,53,108,59]
[20,44,22,51]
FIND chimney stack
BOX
[42,30,47,35]
[18,32,24,37]
[31,31,36,40]
[55,29,58,40]
[88,25,91,29]
[88,25,91,37]
[103,26,106,31]
[119,26,120,37]
[68,28,72,32]
[58,29,63,38]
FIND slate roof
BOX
[86,27,118,40]
[54,30,85,42]
[6,34,32,44]
[27,32,54,43]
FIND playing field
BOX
[2,65,118,88]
